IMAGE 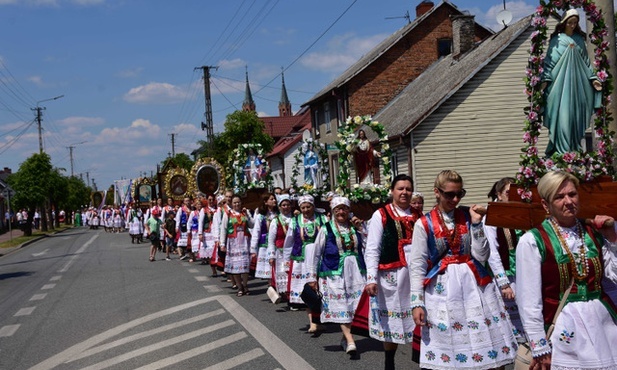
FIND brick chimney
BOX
[416,1,434,18]
[451,14,475,56]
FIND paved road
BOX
[0,228,416,370]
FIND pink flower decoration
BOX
[597,70,608,82]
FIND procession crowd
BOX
[78,169,617,370]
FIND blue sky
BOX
[0,0,545,190]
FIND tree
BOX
[197,110,275,168]
[161,153,194,172]
[59,176,91,224]
[7,153,54,236]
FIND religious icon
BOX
[303,142,319,186]
[138,184,152,202]
[196,165,220,195]
[170,175,188,196]
[244,149,263,183]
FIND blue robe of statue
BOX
[304,149,318,185]
[542,32,602,156]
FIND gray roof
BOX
[302,1,492,107]
[372,14,533,140]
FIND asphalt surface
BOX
[0,227,418,370]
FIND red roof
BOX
[260,107,311,141]
[268,134,303,158]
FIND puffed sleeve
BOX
[219,212,229,247]
[308,228,327,283]
[410,218,429,309]
[364,209,384,285]
[250,214,262,254]
[282,220,295,262]
[601,223,617,283]
[484,223,510,288]
[470,222,489,263]
[211,210,221,243]
[266,217,278,260]
[515,231,551,358]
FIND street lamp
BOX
[33,95,64,154]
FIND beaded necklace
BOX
[332,220,355,251]
[434,206,462,251]
[548,217,588,281]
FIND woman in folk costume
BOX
[410,170,516,369]
[219,194,252,296]
[250,193,278,280]
[210,194,228,275]
[267,194,294,300]
[310,196,366,356]
[175,197,192,260]
[112,209,123,233]
[186,200,202,263]
[128,203,143,244]
[484,177,526,344]
[198,194,217,271]
[516,171,617,370]
[364,174,422,370]
[284,194,328,311]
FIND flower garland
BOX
[290,138,331,198]
[228,143,272,194]
[335,115,393,203]
[518,0,615,201]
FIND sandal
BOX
[243,290,250,295]
[231,285,238,290]
[149,257,155,262]
[236,290,244,297]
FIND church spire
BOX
[278,68,291,117]
[242,66,255,112]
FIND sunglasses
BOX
[437,188,466,200]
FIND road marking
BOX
[67,309,227,362]
[29,296,314,370]
[41,284,56,290]
[0,324,20,337]
[133,332,248,370]
[203,348,265,370]
[79,321,238,370]
[49,276,61,281]
[30,294,47,301]
[203,285,223,293]
[59,234,99,273]
[194,276,207,282]
[15,307,36,316]
[187,268,199,273]
[32,249,49,257]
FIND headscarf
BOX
[276,194,290,206]
[298,194,314,206]
[330,196,350,210]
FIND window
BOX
[313,109,320,137]
[324,102,331,133]
[438,38,452,58]
[390,152,399,176]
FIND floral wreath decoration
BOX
[290,138,331,198]
[518,0,615,201]
[228,143,273,195]
[335,115,393,203]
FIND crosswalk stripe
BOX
[194,276,207,281]
[67,309,227,363]
[29,294,47,301]
[133,332,248,370]
[203,285,223,293]
[14,307,36,316]
[0,324,20,337]
[202,348,265,370]
[78,320,237,370]
[41,284,56,290]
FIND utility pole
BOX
[195,65,218,147]
[169,133,176,157]
[67,141,86,177]
[33,95,64,154]
[92,178,96,191]
[86,172,90,188]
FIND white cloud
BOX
[116,67,143,78]
[123,82,192,104]
[218,58,246,70]
[27,75,45,87]
[97,118,161,145]
[57,116,105,127]
[300,33,388,72]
